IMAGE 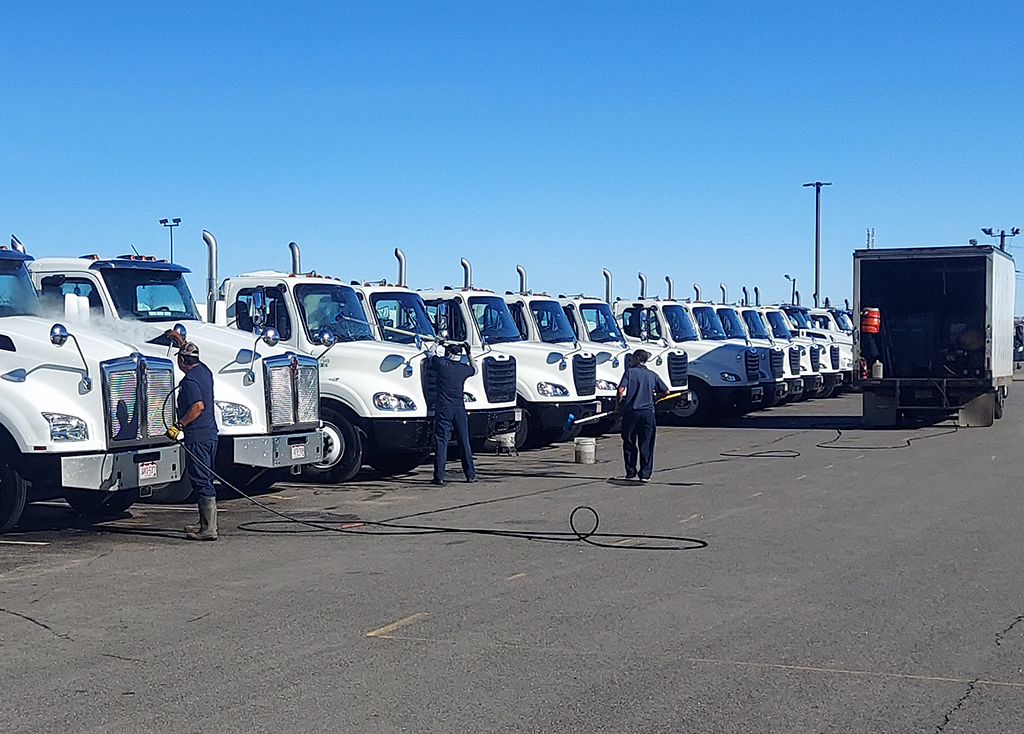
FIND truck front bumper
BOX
[468,407,521,441]
[61,445,183,493]
[785,378,804,400]
[530,400,603,431]
[231,430,323,469]
[802,375,824,395]
[364,417,434,452]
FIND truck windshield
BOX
[660,305,699,342]
[832,311,853,331]
[529,300,577,343]
[370,292,435,344]
[783,307,812,329]
[0,261,39,316]
[741,309,771,339]
[691,306,728,340]
[295,283,374,342]
[765,310,793,340]
[716,307,748,340]
[101,269,199,321]
[578,303,625,343]
[468,296,521,344]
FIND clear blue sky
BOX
[2,2,1021,309]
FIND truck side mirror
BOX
[261,327,280,347]
[317,329,336,348]
[50,323,69,347]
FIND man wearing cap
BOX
[617,348,669,483]
[169,337,220,540]
[428,341,477,486]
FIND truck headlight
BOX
[216,401,253,426]
[42,413,89,442]
[537,382,569,397]
[720,372,741,383]
[596,379,618,392]
[374,393,417,411]
[464,392,477,402]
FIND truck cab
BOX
[351,263,519,446]
[737,303,804,402]
[781,304,844,397]
[714,296,789,407]
[809,306,854,389]
[420,261,600,450]
[756,306,822,399]
[611,276,763,424]
[28,252,322,501]
[1,247,182,531]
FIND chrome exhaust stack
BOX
[289,241,301,275]
[461,258,472,289]
[603,268,613,304]
[742,287,749,306]
[517,265,528,295]
[665,276,674,300]
[638,272,647,299]
[693,283,702,302]
[754,287,761,306]
[720,283,727,304]
[202,230,218,323]
[395,248,407,287]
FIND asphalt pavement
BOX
[3,391,1024,733]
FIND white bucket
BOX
[574,437,597,464]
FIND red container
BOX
[861,308,881,334]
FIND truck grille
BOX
[573,354,597,396]
[264,353,320,429]
[789,346,801,375]
[770,349,784,379]
[830,344,840,370]
[482,356,516,403]
[810,347,820,372]
[103,354,176,445]
[744,350,759,383]
[667,352,688,388]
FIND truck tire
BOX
[302,407,362,483]
[0,455,28,533]
[216,466,288,498]
[665,380,713,426]
[818,378,836,399]
[369,449,431,475]
[995,391,1005,419]
[143,476,195,504]
[513,409,531,450]
[64,489,137,519]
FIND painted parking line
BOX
[366,612,428,638]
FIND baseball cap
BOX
[177,341,200,358]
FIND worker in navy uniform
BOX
[168,337,220,540]
[617,348,669,483]
[429,341,477,486]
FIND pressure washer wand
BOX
[571,391,685,426]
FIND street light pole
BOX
[981,227,1021,251]
[803,181,831,307]
[159,218,181,262]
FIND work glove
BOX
[165,423,184,441]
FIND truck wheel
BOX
[216,466,288,498]
[302,408,362,483]
[369,449,430,475]
[666,381,713,426]
[513,409,531,450]
[995,392,1005,419]
[65,489,137,519]
[818,379,836,399]
[0,456,28,533]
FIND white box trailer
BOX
[853,245,1015,427]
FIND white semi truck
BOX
[612,274,763,424]
[420,260,601,450]
[780,303,845,398]
[735,289,805,402]
[712,286,790,407]
[1,247,182,532]
[209,236,434,481]
[755,304,823,399]
[809,306,854,388]
[350,249,520,445]
[559,270,690,426]
[28,243,323,501]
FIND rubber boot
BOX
[185,496,218,541]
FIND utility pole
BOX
[981,227,1021,251]
[803,181,831,307]
[159,218,181,262]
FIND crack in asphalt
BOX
[0,606,74,641]
[995,614,1024,646]
[934,680,977,733]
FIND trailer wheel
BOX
[302,408,362,483]
[64,489,137,519]
[0,455,28,533]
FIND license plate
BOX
[514,408,523,421]
[291,444,306,460]
[139,461,158,481]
